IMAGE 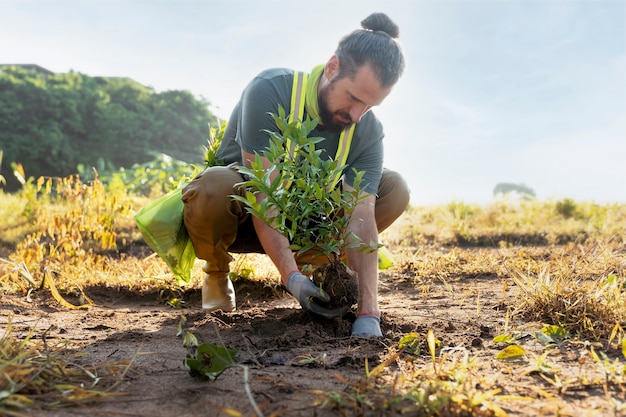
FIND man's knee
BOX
[375,169,410,232]
[182,165,244,263]
[379,169,410,208]
[182,165,241,205]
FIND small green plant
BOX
[398,331,442,357]
[232,106,378,308]
[204,120,227,168]
[179,316,237,381]
[535,325,570,345]
[102,152,197,197]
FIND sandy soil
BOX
[2,250,625,417]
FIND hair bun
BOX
[361,13,400,39]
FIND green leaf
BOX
[232,106,369,260]
[534,331,554,344]
[427,329,440,359]
[296,244,315,255]
[604,274,618,286]
[398,333,420,355]
[496,344,526,360]
[541,325,569,340]
[183,343,238,381]
[492,334,514,344]
[183,331,199,349]
[176,315,188,337]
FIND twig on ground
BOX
[242,365,264,417]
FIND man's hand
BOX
[351,315,382,338]
[285,272,347,319]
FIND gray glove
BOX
[351,315,382,338]
[285,272,347,320]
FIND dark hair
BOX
[335,13,405,88]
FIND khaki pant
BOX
[182,164,410,274]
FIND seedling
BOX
[180,317,237,382]
[233,106,378,309]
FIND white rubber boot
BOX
[201,270,236,312]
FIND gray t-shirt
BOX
[216,68,385,194]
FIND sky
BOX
[1,0,625,205]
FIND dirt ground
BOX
[2,249,626,417]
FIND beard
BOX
[318,82,352,133]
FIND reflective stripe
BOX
[329,123,356,189]
[286,71,355,190]
[289,72,307,125]
[285,72,308,162]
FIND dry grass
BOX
[316,330,508,416]
[2,177,626,415]
[508,241,626,339]
[0,316,129,416]
[383,198,626,247]
[381,200,626,342]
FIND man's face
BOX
[318,60,392,133]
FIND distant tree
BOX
[555,198,578,219]
[493,182,536,200]
[0,66,218,190]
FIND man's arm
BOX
[343,188,380,318]
[242,149,347,319]
[241,149,376,322]
[241,149,298,285]
[252,217,298,285]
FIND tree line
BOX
[0,65,218,190]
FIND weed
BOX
[2,165,626,415]
[0,317,127,415]
[2,174,133,298]
[509,261,626,339]
[316,330,508,416]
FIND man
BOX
[182,12,409,338]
